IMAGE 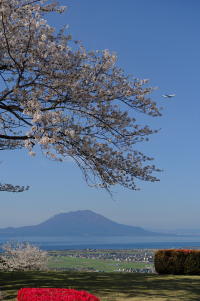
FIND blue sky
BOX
[0,0,200,230]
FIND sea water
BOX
[1,235,200,250]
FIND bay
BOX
[1,235,200,250]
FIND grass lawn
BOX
[1,271,200,301]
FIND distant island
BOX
[0,210,165,237]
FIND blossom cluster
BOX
[0,242,48,271]
[17,288,100,301]
[0,183,29,192]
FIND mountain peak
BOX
[0,210,161,237]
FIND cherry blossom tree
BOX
[0,242,48,271]
[0,0,162,193]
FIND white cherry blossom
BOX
[0,242,48,271]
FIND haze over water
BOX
[1,235,200,251]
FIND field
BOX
[47,249,154,272]
[48,256,152,272]
[1,270,200,301]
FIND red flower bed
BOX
[17,288,100,301]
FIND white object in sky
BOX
[162,94,176,98]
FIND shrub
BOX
[17,288,100,301]
[154,249,200,275]
[184,251,200,275]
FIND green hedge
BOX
[154,249,200,275]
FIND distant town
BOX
[48,249,155,273]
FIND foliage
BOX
[0,242,48,271]
[154,249,200,275]
[0,183,29,192]
[17,288,100,301]
[184,251,200,275]
[0,0,162,192]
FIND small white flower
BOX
[41,34,47,41]
[69,130,75,138]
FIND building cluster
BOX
[117,267,154,273]
[66,249,155,263]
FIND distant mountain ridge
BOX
[0,210,163,237]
